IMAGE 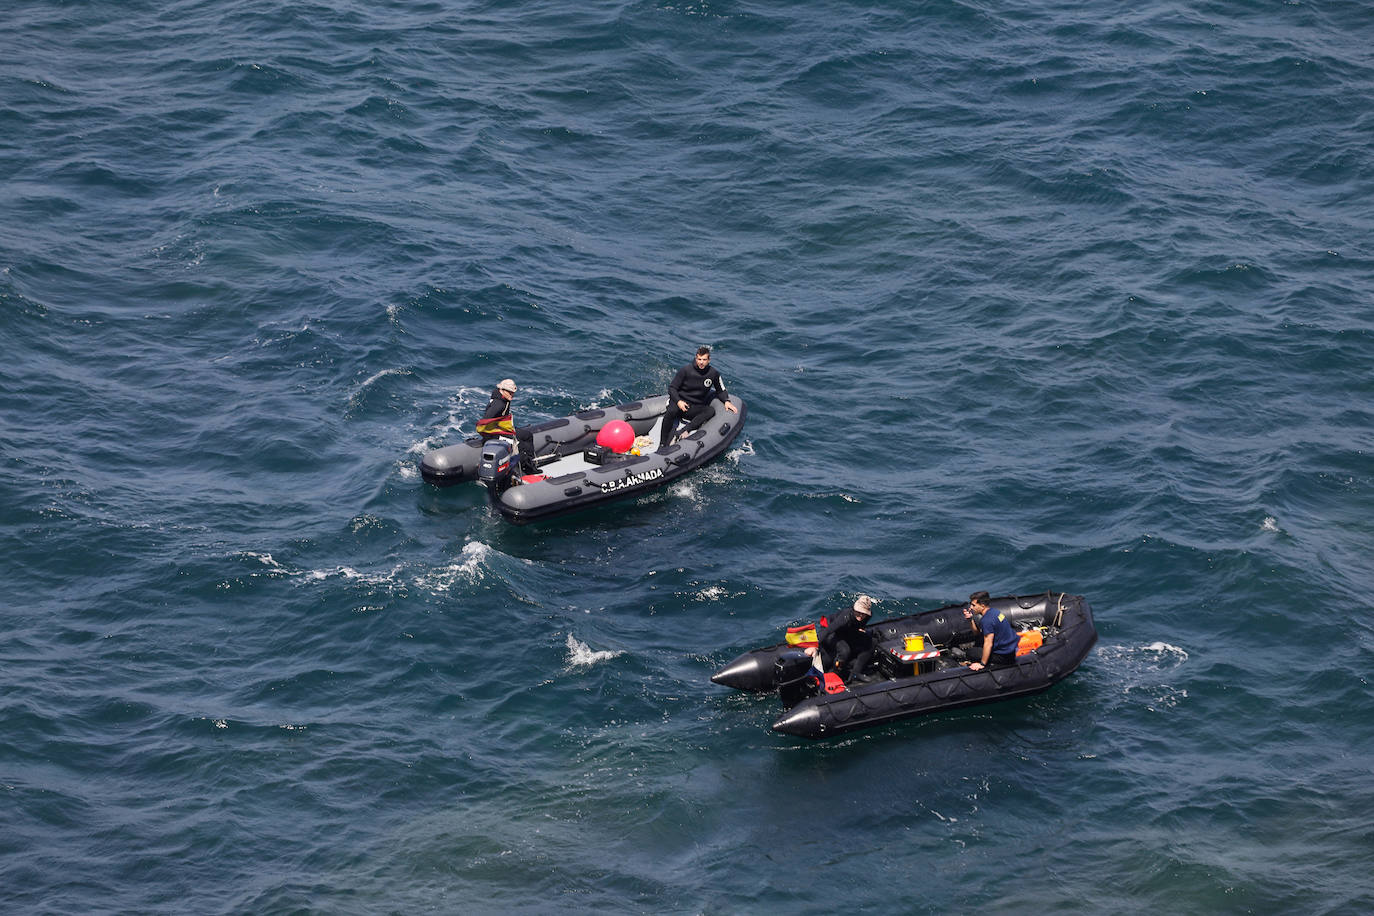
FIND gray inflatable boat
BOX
[420,394,748,525]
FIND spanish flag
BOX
[476,414,514,437]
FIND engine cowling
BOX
[775,649,820,708]
[477,440,518,494]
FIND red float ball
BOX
[596,419,635,453]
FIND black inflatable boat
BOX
[420,394,747,525]
[711,592,1096,738]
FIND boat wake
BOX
[239,541,510,596]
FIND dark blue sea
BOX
[3,0,1373,912]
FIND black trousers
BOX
[821,633,876,681]
[484,432,537,475]
[658,401,714,443]
[515,430,537,474]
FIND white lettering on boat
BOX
[597,467,665,492]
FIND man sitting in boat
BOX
[657,346,738,449]
[813,594,879,684]
[962,590,1019,671]
[476,377,536,476]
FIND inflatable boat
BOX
[419,394,748,525]
[711,592,1096,738]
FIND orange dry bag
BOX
[1016,629,1043,655]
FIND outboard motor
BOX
[477,439,518,495]
[775,649,820,709]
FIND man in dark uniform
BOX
[657,346,738,448]
[962,590,1020,671]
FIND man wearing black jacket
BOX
[657,347,738,447]
[817,595,877,683]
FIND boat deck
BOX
[531,425,669,479]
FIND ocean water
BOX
[3,0,1372,913]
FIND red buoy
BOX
[596,419,635,453]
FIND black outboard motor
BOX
[477,439,518,495]
[775,649,820,709]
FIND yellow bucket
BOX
[904,634,924,652]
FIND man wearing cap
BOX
[815,595,879,684]
[657,346,738,449]
[477,378,536,475]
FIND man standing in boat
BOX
[658,346,738,449]
[962,591,1020,671]
[477,378,536,476]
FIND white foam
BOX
[248,542,512,598]
[358,367,409,390]
[1123,683,1189,711]
[244,553,406,590]
[407,434,442,456]
[566,633,623,667]
[304,565,404,587]
[1097,642,1190,711]
[413,541,493,593]
[1261,516,1280,532]
[1096,641,1188,664]
[413,385,492,454]
[726,439,754,462]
